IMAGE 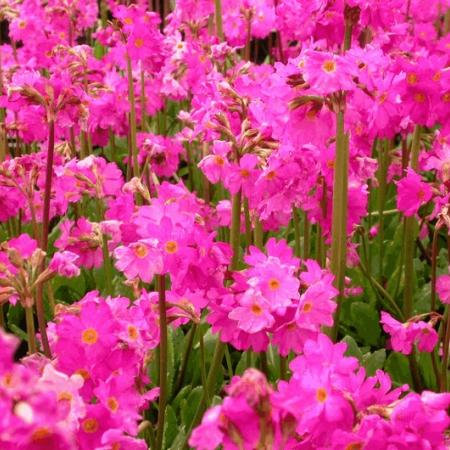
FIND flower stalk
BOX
[155,273,168,450]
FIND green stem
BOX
[155,274,167,450]
[358,263,404,320]
[126,54,139,178]
[330,111,349,340]
[199,327,210,404]
[254,218,263,250]
[224,344,234,380]
[441,305,450,391]
[292,207,301,258]
[279,355,288,380]
[173,324,197,396]
[431,227,439,312]
[183,191,242,447]
[214,0,224,41]
[377,139,390,278]
[243,197,252,249]
[140,69,147,131]
[25,306,37,354]
[303,211,310,259]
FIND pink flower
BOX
[436,274,450,304]
[302,50,356,95]
[228,289,275,333]
[113,239,163,283]
[397,168,432,217]
[381,311,416,354]
[49,251,80,278]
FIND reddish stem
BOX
[35,119,55,357]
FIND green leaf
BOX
[385,352,413,386]
[172,385,191,413]
[7,304,24,329]
[181,386,203,429]
[417,351,438,391]
[341,335,363,361]
[169,427,187,450]
[9,324,28,342]
[164,405,178,448]
[350,302,381,346]
[362,349,386,376]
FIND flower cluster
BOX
[191,334,450,449]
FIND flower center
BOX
[134,38,144,48]
[303,301,313,313]
[240,169,250,178]
[406,72,418,84]
[134,243,148,258]
[322,60,336,73]
[214,155,225,166]
[345,443,363,450]
[378,92,388,104]
[268,278,281,291]
[81,328,98,345]
[128,325,139,340]
[75,368,90,380]
[124,17,133,25]
[31,427,51,441]
[316,387,327,403]
[107,396,119,413]
[414,92,425,103]
[58,391,73,402]
[82,418,99,434]
[251,303,263,315]
[266,170,277,180]
[165,240,178,254]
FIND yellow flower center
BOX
[322,60,336,73]
[134,243,148,258]
[316,387,327,403]
[31,427,52,441]
[406,72,418,84]
[134,38,144,48]
[57,391,73,402]
[378,92,388,104]
[268,278,281,291]
[82,418,99,434]
[240,169,250,178]
[128,325,139,340]
[165,240,178,254]
[124,17,133,25]
[107,396,119,413]
[214,155,225,166]
[251,303,263,315]
[303,302,313,313]
[75,368,90,380]
[414,92,426,103]
[345,443,363,450]
[81,328,98,345]
[266,170,277,180]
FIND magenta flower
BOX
[114,239,163,283]
[436,274,450,304]
[49,251,80,278]
[397,168,432,217]
[228,289,275,333]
